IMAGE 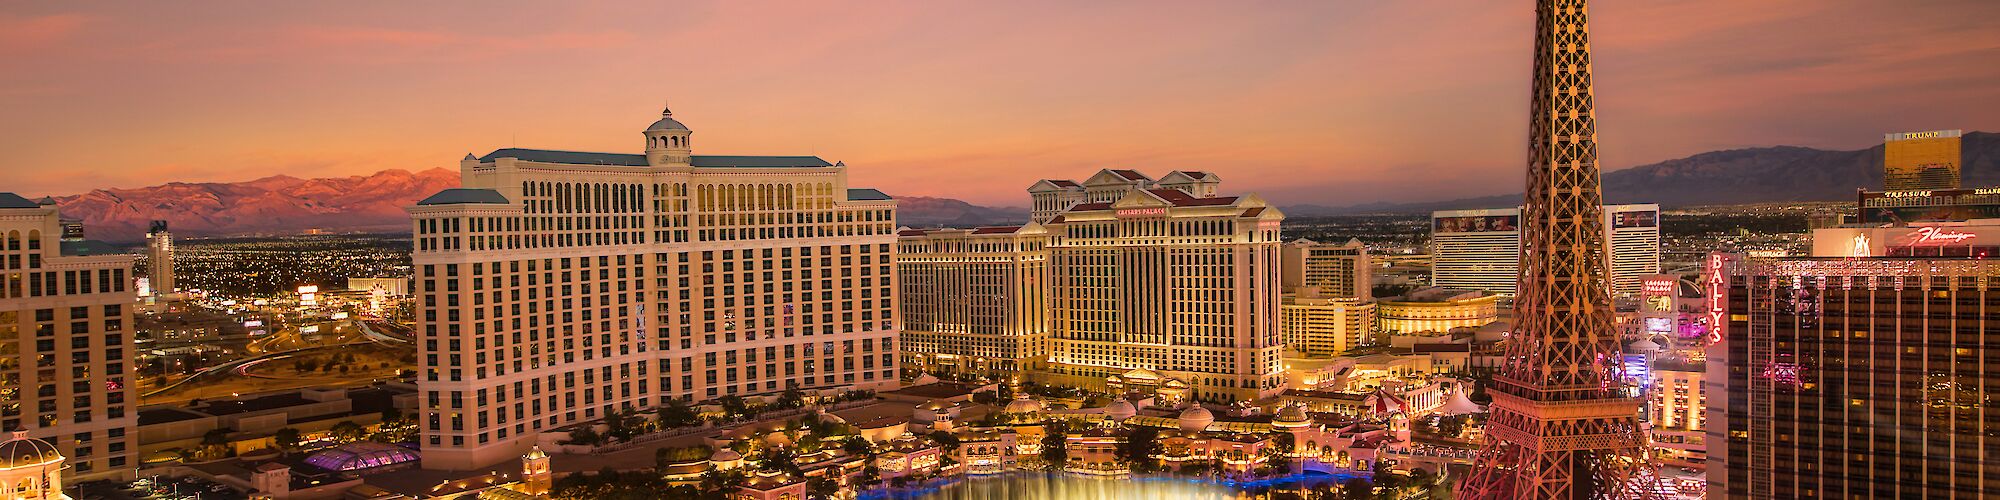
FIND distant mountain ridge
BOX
[47,168,1027,242]
[1284,131,1998,215]
[892,196,1028,228]
[48,132,1992,239]
[55,168,460,242]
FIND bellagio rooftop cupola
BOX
[644,104,693,166]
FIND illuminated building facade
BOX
[1647,366,1705,465]
[1811,223,2000,258]
[1882,129,1963,191]
[1282,238,1371,301]
[1432,204,1659,297]
[409,106,900,470]
[1034,174,1287,403]
[1279,288,1375,356]
[895,225,1051,377]
[1028,170,1219,224]
[0,193,137,482]
[145,220,173,299]
[1709,256,1998,498]
[1375,287,1498,336]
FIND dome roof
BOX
[1105,397,1137,422]
[0,431,60,468]
[647,106,689,132]
[1273,404,1311,428]
[918,399,951,411]
[1628,338,1662,352]
[1003,394,1044,414]
[303,442,418,472]
[710,448,742,462]
[1177,406,1215,433]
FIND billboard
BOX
[1858,187,2000,223]
[1434,215,1518,233]
[1611,209,1658,228]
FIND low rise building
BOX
[1376,287,1499,336]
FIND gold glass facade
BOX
[1883,129,1963,191]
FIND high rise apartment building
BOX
[409,106,900,470]
[1281,238,1371,301]
[1277,239,1376,356]
[1431,204,1659,296]
[1029,173,1287,403]
[895,225,1050,377]
[144,220,173,299]
[0,193,137,482]
[1278,288,1374,356]
[1709,255,1998,498]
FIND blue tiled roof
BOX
[0,193,40,209]
[478,148,831,168]
[416,189,510,206]
[847,188,892,201]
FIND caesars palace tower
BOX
[408,106,900,470]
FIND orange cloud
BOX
[0,13,87,50]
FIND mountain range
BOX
[43,131,1992,241]
[1284,131,1997,215]
[54,168,461,242]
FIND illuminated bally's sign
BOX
[1907,226,1976,246]
[1115,208,1167,217]
[1705,253,1729,345]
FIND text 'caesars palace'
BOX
[407,104,1660,472]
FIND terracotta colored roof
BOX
[1111,169,1150,181]
[898,229,929,237]
[1180,170,1209,179]
[1046,215,1066,224]
[1050,180,1081,187]
[972,226,1022,234]
[1069,202,1114,211]
[1242,207,1266,217]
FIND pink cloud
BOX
[0,13,87,50]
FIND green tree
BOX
[760,446,803,477]
[1437,415,1466,437]
[604,407,642,442]
[718,395,751,419]
[1040,422,1069,469]
[843,436,874,457]
[776,388,806,409]
[273,428,302,453]
[1116,426,1162,473]
[657,398,700,428]
[564,426,604,447]
[806,476,839,500]
[1339,477,1374,500]
[329,421,367,443]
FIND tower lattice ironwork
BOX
[1457,1,1663,498]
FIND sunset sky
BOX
[5,1,1998,206]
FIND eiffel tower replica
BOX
[1457,1,1664,498]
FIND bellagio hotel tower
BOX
[409,106,899,470]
